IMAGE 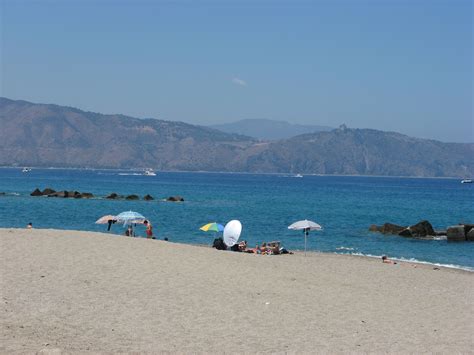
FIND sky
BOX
[1,0,472,142]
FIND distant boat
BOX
[144,169,156,176]
[294,174,303,178]
[461,179,472,184]
[21,167,31,173]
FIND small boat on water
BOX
[294,174,303,178]
[461,179,472,184]
[144,169,156,176]
[22,167,32,173]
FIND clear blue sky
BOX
[1,0,472,142]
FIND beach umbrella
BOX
[199,222,224,233]
[116,211,146,225]
[288,219,323,256]
[223,220,242,247]
[95,215,117,224]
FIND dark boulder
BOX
[466,228,474,241]
[166,196,184,202]
[106,193,119,199]
[42,188,56,195]
[369,224,379,232]
[447,226,466,242]
[462,224,474,236]
[81,192,94,198]
[30,188,43,196]
[67,191,81,198]
[143,194,154,201]
[369,223,406,234]
[50,191,67,198]
[399,220,435,238]
[125,194,139,200]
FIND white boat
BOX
[144,169,156,176]
[294,174,303,178]
[22,167,32,173]
[461,179,472,184]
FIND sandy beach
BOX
[1,228,473,353]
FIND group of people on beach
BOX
[213,238,292,255]
[123,220,154,238]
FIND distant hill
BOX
[0,97,255,170]
[1,98,473,177]
[210,119,332,140]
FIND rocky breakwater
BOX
[369,220,474,242]
[31,188,179,202]
[30,188,94,199]
[446,224,474,242]
[166,196,184,202]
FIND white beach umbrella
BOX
[223,220,242,247]
[288,219,323,255]
[116,211,146,225]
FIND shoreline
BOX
[1,228,472,353]
[1,227,473,272]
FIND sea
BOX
[1,168,473,271]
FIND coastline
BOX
[0,165,465,179]
[1,228,472,353]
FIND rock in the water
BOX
[106,193,119,199]
[126,194,139,200]
[400,220,435,238]
[166,196,184,202]
[466,228,474,241]
[370,221,435,239]
[143,194,154,201]
[369,223,406,234]
[50,191,67,198]
[42,188,56,195]
[447,226,466,242]
[30,188,43,196]
[81,192,94,198]
[368,224,379,232]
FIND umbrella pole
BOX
[304,229,307,256]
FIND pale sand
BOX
[1,229,473,354]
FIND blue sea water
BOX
[1,168,473,270]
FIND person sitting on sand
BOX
[144,220,153,239]
[26,222,33,229]
[382,255,397,264]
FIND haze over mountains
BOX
[1,97,473,177]
[210,119,332,140]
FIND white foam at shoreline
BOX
[335,252,474,272]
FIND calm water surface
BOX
[1,168,473,269]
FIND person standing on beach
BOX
[144,220,153,239]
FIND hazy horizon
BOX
[1,0,472,143]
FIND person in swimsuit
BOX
[144,220,153,239]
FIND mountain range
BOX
[210,119,332,140]
[1,97,473,177]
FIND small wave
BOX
[336,246,355,251]
[0,192,20,196]
[118,173,143,176]
[337,252,473,272]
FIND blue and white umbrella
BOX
[116,211,146,226]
